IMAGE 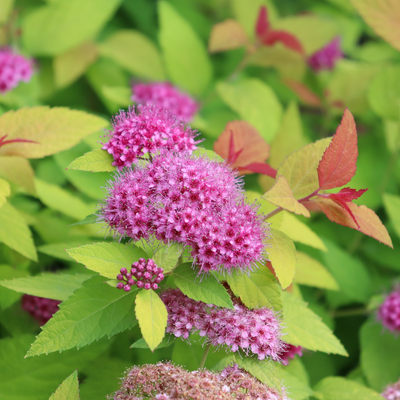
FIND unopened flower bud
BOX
[152,283,159,290]
[120,268,128,275]
[123,285,131,292]
[117,274,124,280]
[144,283,151,290]
[137,281,144,288]
[116,282,124,289]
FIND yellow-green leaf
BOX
[0,178,10,209]
[294,252,339,290]
[268,228,297,289]
[67,149,115,172]
[0,107,107,159]
[49,370,79,400]
[135,289,168,351]
[99,30,165,81]
[0,157,35,194]
[102,86,132,108]
[263,176,310,217]
[0,0,13,24]
[383,193,400,239]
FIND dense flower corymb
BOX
[0,47,33,93]
[308,37,342,72]
[132,82,198,123]
[160,288,284,361]
[102,105,199,170]
[279,344,303,365]
[382,379,400,400]
[378,287,400,332]
[22,294,60,325]
[110,362,289,400]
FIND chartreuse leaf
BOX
[0,156,36,194]
[26,279,138,357]
[67,149,115,172]
[383,193,400,239]
[69,214,98,227]
[173,263,233,308]
[130,334,174,349]
[135,289,168,351]
[313,376,383,400]
[0,335,109,400]
[360,320,400,391]
[0,202,37,261]
[99,30,165,80]
[268,229,297,290]
[275,364,313,400]
[0,0,13,24]
[0,178,10,208]
[0,273,89,301]
[282,292,347,356]
[153,242,183,273]
[66,242,148,280]
[0,265,29,309]
[102,86,132,108]
[0,107,107,159]
[227,265,282,311]
[49,370,79,400]
[192,148,224,162]
[158,1,212,96]
[22,0,121,55]
[294,252,339,291]
[277,138,331,199]
[217,79,283,142]
[38,240,95,261]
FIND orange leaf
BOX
[284,80,322,107]
[208,19,249,53]
[317,109,357,190]
[263,175,310,217]
[315,197,393,248]
[351,0,400,52]
[213,121,270,174]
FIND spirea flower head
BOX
[308,37,342,72]
[100,153,268,273]
[0,47,33,93]
[160,288,285,361]
[102,105,199,170]
[378,287,400,332]
[382,379,400,400]
[279,344,303,365]
[21,294,60,325]
[116,258,164,291]
[110,362,289,400]
[132,82,199,123]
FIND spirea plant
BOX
[0,1,400,400]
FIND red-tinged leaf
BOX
[238,163,277,178]
[331,187,368,202]
[255,6,269,38]
[284,80,322,107]
[315,197,393,248]
[328,195,359,228]
[209,19,249,53]
[317,109,358,191]
[213,121,270,174]
[0,135,39,149]
[262,30,304,55]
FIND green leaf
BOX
[192,148,224,162]
[383,193,400,239]
[0,273,89,301]
[0,178,10,208]
[130,334,174,349]
[217,79,283,142]
[0,202,37,261]
[0,334,109,400]
[360,320,400,391]
[0,0,13,24]
[67,149,115,172]
[102,86,132,108]
[294,252,339,290]
[99,30,165,80]
[313,377,383,400]
[135,289,168,351]
[26,280,138,357]
[66,242,148,280]
[69,214,98,227]
[227,265,282,311]
[35,178,96,221]
[22,0,121,55]
[153,242,183,273]
[282,292,348,356]
[275,365,313,400]
[0,265,29,309]
[49,371,79,400]
[38,240,95,261]
[268,228,297,290]
[158,1,212,96]
[173,263,234,308]
[0,156,36,194]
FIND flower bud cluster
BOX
[382,379,400,400]
[0,47,33,93]
[160,288,284,361]
[280,344,303,365]
[132,82,198,123]
[116,258,164,292]
[21,294,60,325]
[378,287,400,332]
[110,362,289,400]
[102,105,199,170]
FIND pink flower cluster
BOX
[132,82,198,123]
[102,105,199,170]
[308,37,342,72]
[279,344,303,365]
[382,379,400,400]
[160,288,284,361]
[111,362,288,400]
[378,288,400,332]
[21,294,60,325]
[101,152,267,273]
[116,258,164,292]
[0,47,33,93]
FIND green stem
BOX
[199,344,212,369]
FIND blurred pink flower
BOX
[308,37,342,72]
[378,287,400,332]
[22,294,60,325]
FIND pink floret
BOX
[382,379,400,400]
[378,288,400,332]
[21,294,60,325]
[279,344,303,365]
[308,37,342,72]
